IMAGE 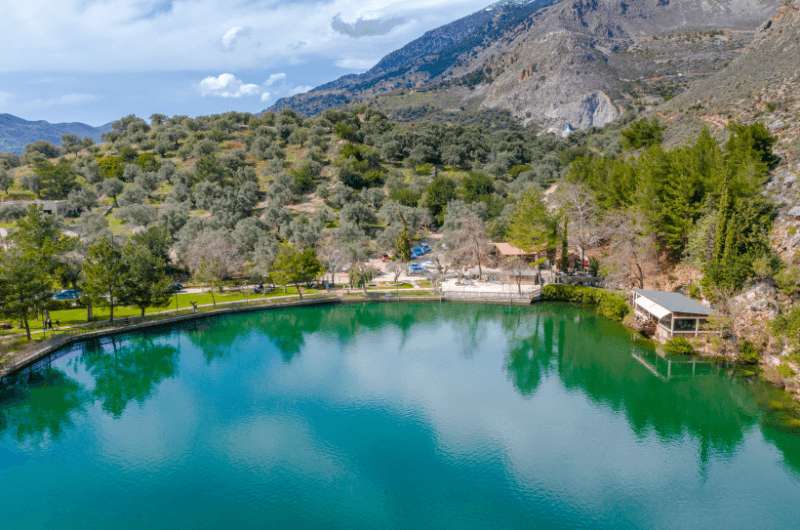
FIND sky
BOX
[0,0,492,126]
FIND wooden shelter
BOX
[632,289,713,341]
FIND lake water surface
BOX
[1,302,799,529]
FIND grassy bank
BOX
[2,288,318,335]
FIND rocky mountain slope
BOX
[272,0,780,133]
[0,113,109,154]
[660,2,800,390]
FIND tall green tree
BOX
[506,189,557,257]
[423,175,457,225]
[271,244,323,299]
[0,247,52,340]
[394,223,412,263]
[12,206,72,274]
[81,237,126,322]
[120,240,172,317]
[32,159,78,199]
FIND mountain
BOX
[271,0,556,116]
[271,0,780,132]
[0,114,110,154]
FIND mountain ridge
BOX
[0,113,110,155]
[271,0,781,132]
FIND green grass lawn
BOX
[2,287,320,334]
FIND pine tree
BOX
[81,237,126,322]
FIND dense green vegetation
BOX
[567,120,777,299]
[540,284,630,322]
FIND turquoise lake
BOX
[1,302,799,529]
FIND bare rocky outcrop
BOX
[272,0,781,132]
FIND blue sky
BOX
[0,0,491,125]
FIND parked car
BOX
[52,289,81,301]
[169,282,184,293]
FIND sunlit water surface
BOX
[1,302,799,529]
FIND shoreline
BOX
[2,293,799,408]
[0,292,450,378]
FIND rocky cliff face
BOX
[272,0,780,132]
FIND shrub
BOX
[414,163,434,176]
[0,202,27,221]
[777,363,796,379]
[737,340,761,365]
[540,284,630,321]
[664,337,696,357]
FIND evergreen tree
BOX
[120,240,172,317]
[81,237,126,322]
[507,189,557,257]
[0,247,52,340]
[394,223,412,263]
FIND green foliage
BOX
[621,118,665,150]
[271,243,324,299]
[568,123,777,295]
[97,155,125,180]
[394,224,412,263]
[506,188,556,255]
[664,337,696,357]
[771,307,800,355]
[540,285,630,322]
[777,363,796,379]
[337,143,384,189]
[414,163,434,176]
[32,159,78,199]
[81,237,127,322]
[461,171,494,203]
[423,176,457,225]
[0,246,53,339]
[135,152,160,172]
[120,239,172,317]
[775,266,800,298]
[737,340,761,365]
[588,257,600,277]
[566,156,636,210]
[389,187,421,207]
[289,161,319,195]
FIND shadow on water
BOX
[1,301,799,475]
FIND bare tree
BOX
[183,228,240,304]
[442,201,491,280]
[604,209,658,289]
[387,260,405,284]
[317,229,348,287]
[553,181,600,268]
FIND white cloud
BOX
[0,0,491,72]
[221,25,249,51]
[199,73,261,98]
[260,91,272,103]
[264,73,287,87]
